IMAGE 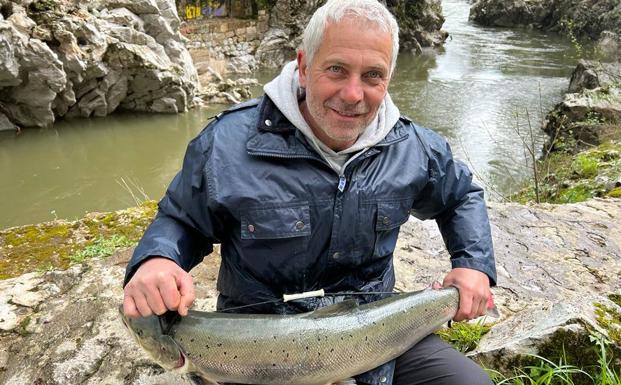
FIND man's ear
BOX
[297,50,308,88]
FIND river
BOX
[0,0,580,229]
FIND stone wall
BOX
[182,11,269,74]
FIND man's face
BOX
[297,18,392,151]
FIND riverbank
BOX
[514,60,621,203]
[0,201,157,280]
[0,197,620,383]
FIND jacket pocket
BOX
[240,203,311,240]
[238,203,312,279]
[373,199,412,257]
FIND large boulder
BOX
[470,0,621,45]
[0,198,620,384]
[469,0,549,28]
[544,60,621,150]
[0,0,199,129]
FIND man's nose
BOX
[340,77,364,104]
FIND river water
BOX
[0,0,580,229]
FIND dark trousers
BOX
[390,334,493,385]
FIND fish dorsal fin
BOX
[313,300,359,316]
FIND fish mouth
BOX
[174,351,186,369]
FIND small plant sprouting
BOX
[69,235,135,263]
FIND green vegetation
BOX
[0,200,158,279]
[69,235,135,264]
[594,301,621,347]
[16,316,33,337]
[488,332,620,385]
[436,319,493,353]
[513,139,621,204]
[27,0,56,13]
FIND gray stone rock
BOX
[0,349,8,370]
[470,0,621,41]
[141,14,175,43]
[101,0,159,15]
[0,302,18,331]
[0,0,199,128]
[255,28,294,69]
[6,9,35,35]
[597,31,621,61]
[544,60,621,149]
[0,112,17,131]
[228,54,256,74]
[568,60,621,93]
[0,23,23,87]
[151,96,179,113]
[99,8,145,31]
[3,38,67,127]
[470,0,549,28]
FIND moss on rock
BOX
[0,200,158,280]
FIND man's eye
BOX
[366,71,383,79]
[328,65,342,73]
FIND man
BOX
[123,1,496,384]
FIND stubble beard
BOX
[305,88,374,143]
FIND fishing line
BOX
[219,290,401,313]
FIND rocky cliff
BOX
[0,198,620,384]
[0,0,199,130]
[469,0,621,59]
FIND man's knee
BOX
[393,334,493,385]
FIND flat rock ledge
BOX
[1,198,620,384]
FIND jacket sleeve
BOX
[411,128,497,286]
[123,130,221,286]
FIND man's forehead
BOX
[322,57,389,72]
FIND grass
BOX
[488,334,620,385]
[436,318,493,353]
[69,235,135,263]
[512,140,621,204]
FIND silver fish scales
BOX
[120,287,459,385]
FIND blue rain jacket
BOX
[124,96,496,385]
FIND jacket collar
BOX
[247,96,409,157]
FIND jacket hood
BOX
[264,60,401,174]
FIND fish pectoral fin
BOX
[331,378,357,385]
[186,372,219,385]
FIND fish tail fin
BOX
[332,378,357,385]
[486,292,501,318]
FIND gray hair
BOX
[301,0,400,75]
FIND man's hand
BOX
[442,268,491,322]
[123,257,195,318]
